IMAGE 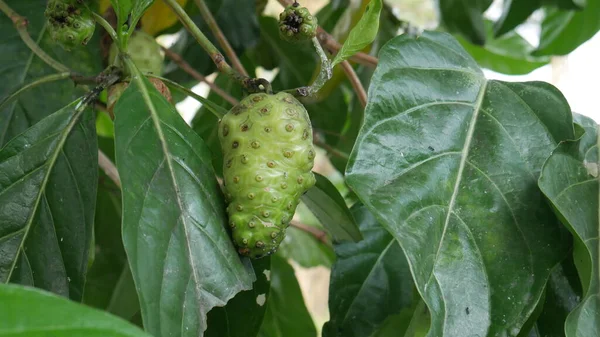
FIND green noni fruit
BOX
[45,0,96,50]
[109,31,164,75]
[278,3,318,43]
[220,92,316,258]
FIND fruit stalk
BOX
[193,0,248,77]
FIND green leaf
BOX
[131,0,155,27]
[531,258,582,337]
[113,75,254,337]
[437,0,492,45]
[538,113,600,337]
[331,0,382,67]
[205,258,271,337]
[0,0,102,146]
[494,0,542,37]
[301,173,361,243]
[535,1,600,56]
[84,151,141,324]
[323,204,415,337]
[0,284,151,337]
[458,21,549,75]
[0,99,97,301]
[278,225,335,268]
[346,31,575,337]
[258,254,317,337]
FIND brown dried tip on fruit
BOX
[278,2,318,43]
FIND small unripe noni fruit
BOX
[45,0,96,50]
[219,92,316,258]
[278,2,318,43]
[107,78,172,116]
[109,31,164,75]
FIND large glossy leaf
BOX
[301,173,361,243]
[346,31,575,336]
[436,0,492,45]
[205,258,271,337]
[258,254,317,337]
[278,225,335,268]
[538,113,600,337]
[535,1,600,56]
[0,0,102,147]
[458,21,549,75]
[323,204,414,337]
[0,100,97,301]
[0,284,150,337]
[113,75,254,337]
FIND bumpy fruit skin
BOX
[278,4,318,43]
[220,92,316,258]
[109,31,164,75]
[107,78,172,115]
[45,0,96,50]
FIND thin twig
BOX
[193,0,248,77]
[315,139,350,159]
[340,60,367,107]
[98,149,121,189]
[277,0,378,67]
[0,0,71,72]
[291,221,330,246]
[161,47,239,106]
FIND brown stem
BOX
[98,149,121,189]
[162,47,239,106]
[314,139,350,159]
[340,60,367,108]
[193,0,248,77]
[277,0,378,67]
[291,221,330,246]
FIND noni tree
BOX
[0,0,598,337]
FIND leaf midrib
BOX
[4,103,83,283]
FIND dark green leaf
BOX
[459,21,549,75]
[346,31,575,337]
[332,0,383,67]
[437,0,492,45]
[84,151,141,324]
[113,76,254,337]
[258,254,317,337]
[110,0,133,31]
[0,284,151,337]
[278,225,335,268]
[301,173,361,243]
[205,258,271,337]
[494,0,542,37]
[535,1,600,56]
[0,100,97,301]
[531,258,582,337]
[323,204,414,337]
[0,0,102,146]
[538,113,600,337]
[131,0,155,27]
